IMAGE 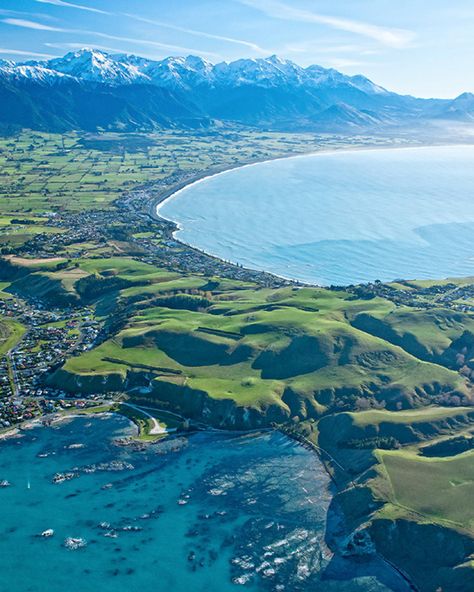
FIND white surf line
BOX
[155,142,473,286]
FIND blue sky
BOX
[0,0,472,98]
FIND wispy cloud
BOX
[3,18,221,59]
[35,0,110,15]
[44,42,193,62]
[2,18,64,31]
[238,0,415,48]
[283,41,379,56]
[323,58,367,70]
[124,13,268,54]
[0,47,55,58]
[92,32,221,59]
[0,8,57,20]
[33,3,266,54]
[45,42,125,53]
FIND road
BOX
[120,402,167,435]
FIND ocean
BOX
[158,145,474,285]
[0,415,410,591]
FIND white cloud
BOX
[2,18,64,31]
[238,0,415,49]
[3,18,221,59]
[0,47,55,58]
[323,58,367,70]
[35,0,110,15]
[2,19,221,59]
[91,31,221,59]
[124,13,269,54]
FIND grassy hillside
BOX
[378,448,474,530]
[33,261,470,421]
[352,306,474,368]
[2,129,474,591]
[0,319,25,356]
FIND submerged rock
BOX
[64,537,87,550]
[40,529,54,538]
[341,528,375,557]
[52,472,76,484]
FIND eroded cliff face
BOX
[49,364,474,591]
[369,518,474,592]
[144,378,290,429]
[49,366,290,429]
[48,367,128,393]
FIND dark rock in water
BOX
[221,534,236,548]
[64,537,87,550]
[121,525,142,532]
[186,528,199,538]
[188,551,196,562]
[342,528,375,557]
[39,528,54,538]
[104,531,118,538]
[52,472,76,484]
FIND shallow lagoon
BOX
[159,146,474,285]
[0,416,411,591]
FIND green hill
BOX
[45,271,472,426]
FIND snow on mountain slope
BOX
[1,48,453,133]
[4,48,389,95]
[0,62,69,84]
[144,55,215,90]
[213,55,306,87]
[46,49,149,85]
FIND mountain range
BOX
[1,48,473,133]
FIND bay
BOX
[159,146,474,285]
[0,416,410,591]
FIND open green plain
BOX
[1,129,474,591]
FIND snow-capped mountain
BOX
[0,62,68,84]
[0,48,459,133]
[142,55,215,91]
[1,48,389,94]
[45,49,150,85]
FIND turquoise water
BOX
[159,146,474,285]
[0,416,410,591]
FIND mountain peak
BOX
[3,47,397,105]
[46,48,149,85]
[1,47,464,133]
[6,49,389,95]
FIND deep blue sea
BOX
[159,146,474,285]
[0,416,410,591]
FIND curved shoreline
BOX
[151,142,474,287]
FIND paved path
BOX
[120,402,166,435]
